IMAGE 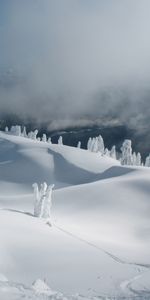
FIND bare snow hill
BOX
[0,131,150,299]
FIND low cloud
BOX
[0,0,150,130]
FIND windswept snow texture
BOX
[0,131,150,299]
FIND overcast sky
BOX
[0,0,150,129]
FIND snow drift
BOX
[0,131,150,299]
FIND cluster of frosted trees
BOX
[6,125,53,143]
[86,135,146,167]
[32,182,54,220]
[120,140,142,166]
[87,135,116,159]
[4,125,150,167]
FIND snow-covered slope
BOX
[0,131,150,299]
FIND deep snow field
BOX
[0,131,150,299]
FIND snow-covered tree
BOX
[58,136,63,145]
[39,182,48,218]
[92,137,99,152]
[32,183,40,217]
[28,131,33,139]
[132,152,137,166]
[121,139,133,165]
[77,141,81,148]
[42,134,47,143]
[87,135,105,154]
[10,125,21,136]
[5,126,8,132]
[22,126,27,138]
[32,129,38,141]
[104,148,110,157]
[145,154,150,167]
[16,126,21,136]
[97,135,105,154]
[136,152,141,166]
[42,184,54,219]
[33,182,54,221]
[110,145,116,160]
[28,130,38,140]
[87,137,92,151]
[48,137,52,144]
[10,126,15,134]
[90,138,96,152]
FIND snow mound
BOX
[0,131,119,192]
[0,131,150,299]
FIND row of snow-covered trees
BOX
[86,135,143,166]
[4,125,150,167]
[6,125,53,143]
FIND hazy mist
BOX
[0,0,150,130]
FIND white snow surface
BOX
[0,131,150,299]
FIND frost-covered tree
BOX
[77,141,81,148]
[92,137,99,152]
[33,182,54,222]
[32,129,38,140]
[10,126,15,134]
[132,152,137,166]
[90,138,96,152]
[28,130,38,140]
[87,137,92,151]
[42,134,47,143]
[28,131,33,139]
[10,125,21,136]
[22,126,27,138]
[104,148,110,157]
[121,139,133,165]
[145,154,150,167]
[110,145,116,160]
[97,135,105,154]
[136,152,141,166]
[87,135,105,154]
[58,136,63,145]
[32,183,40,217]
[5,126,8,132]
[39,182,48,218]
[48,137,52,144]
[42,184,54,219]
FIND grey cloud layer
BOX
[0,0,150,129]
